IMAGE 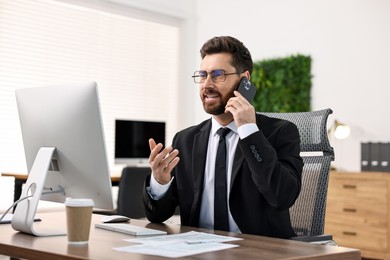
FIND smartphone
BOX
[237,77,257,102]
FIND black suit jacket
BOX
[143,113,303,239]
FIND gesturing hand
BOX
[148,138,180,185]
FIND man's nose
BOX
[202,74,214,87]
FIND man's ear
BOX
[244,70,251,80]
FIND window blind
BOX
[0,0,180,173]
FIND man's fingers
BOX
[164,157,180,173]
[151,147,179,185]
[149,138,157,151]
[160,149,179,169]
[149,141,164,165]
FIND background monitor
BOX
[114,119,165,166]
[12,81,114,236]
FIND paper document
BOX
[124,230,242,244]
[114,231,242,258]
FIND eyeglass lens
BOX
[193,69,227,83]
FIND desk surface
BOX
[0,212,360,260]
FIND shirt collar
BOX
[211,117,237,137]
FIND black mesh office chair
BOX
[258,108,335,242]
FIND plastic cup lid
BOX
[65,198,94,207]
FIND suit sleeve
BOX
[238,121,303,210]
[142,174,178,223]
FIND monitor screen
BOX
[12,81,114,236]
[114,120,165,166]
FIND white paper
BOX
[114,231,242,258]
[114,241,238,258]
[124,231,242,244]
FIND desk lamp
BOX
[328,119,350,171]
[328,119,351,140]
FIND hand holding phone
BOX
[237,77,257,102]
[226,76,257,127]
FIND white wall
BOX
[190,0,390,171]
[102,0,199,130]
[90,0,390,171]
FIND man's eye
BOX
[199,72,207,78]
[212,70,224,77]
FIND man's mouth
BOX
[203,90,221,101]
[205,93,219,98]
[203,93,221,104]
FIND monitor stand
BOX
[11,147,66,236]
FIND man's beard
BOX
[203,100,226,115]
[202,89,233,115]
[201,80,239,115]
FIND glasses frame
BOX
[192,69,239,84]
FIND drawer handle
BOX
[343,184,356,189]
[342,231,357,236]
[343,208,357,213]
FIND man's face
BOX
[199,53,241,115]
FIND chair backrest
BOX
[117,167,151,219]
[117,166,180,219]
[258,108,334,236]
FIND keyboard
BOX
[95,223,167,236]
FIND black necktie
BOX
[214,127,231,231]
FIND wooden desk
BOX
[1,173,121,204]
[0,212,360,260]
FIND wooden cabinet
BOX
[325,171,390,259]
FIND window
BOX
[0,0,180,173]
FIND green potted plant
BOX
[250,54,312,112]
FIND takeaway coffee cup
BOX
[65,198,94,245]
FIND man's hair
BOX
[200,36,253,75]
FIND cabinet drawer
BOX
[326,200,387,226]
[327,177,387,203]
[325,221,387,251]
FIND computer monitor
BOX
[12,81,114,236]
[114,119,165,166]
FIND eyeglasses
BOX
[192,69,239,83]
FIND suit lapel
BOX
[189,120,211,222]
